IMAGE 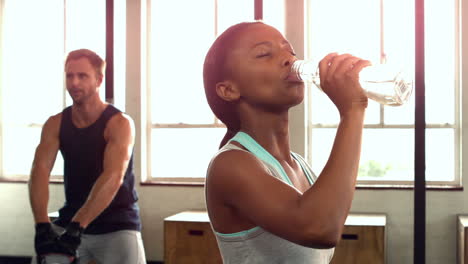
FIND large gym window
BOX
[147,0,284,183]
[0,0,107,181]
[306,0,460,187]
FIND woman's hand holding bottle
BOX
[318,53,371,116]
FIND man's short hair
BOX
[65,49,106,78]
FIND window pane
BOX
[1,0,106,178]
[150,0,216,124]
[263,0,285,34]
[308,0,458,186]
[309,128,336,175]
[151,128,225,178]
[424,0,455,124]
[2,0,65,125]
[382,0,416,125]
[114,0,127,111]
[359,129,413,181]
[382,0,414,66]
[3,126,63,176]
[426,128,455,182]
[310,85,382,125]
[217,0,254,33]
[65,0,106,55]
[310,85,340,125]
[312,128,456,183]
[310,128,414,181]
[308,0,386,125]
[384,96,415,124]
[65,0,106,105]
[308,0,381,62]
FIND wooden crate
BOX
[330,214,386,264]
[164,211,222,264]
[458,215,468,264]
[164,211,386,264]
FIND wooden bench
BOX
[330,213,386,264]
[164,211,386,264]
[164,211,222,264]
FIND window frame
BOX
[0,0,114,182]
[145,0,244,184]
[304,0,462,189]
[0,0,67,182]
[143,0,464,188]
[146,0,291,184]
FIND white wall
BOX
[0,184,64,256]
[2,176,466,263]
[0,0,467,263]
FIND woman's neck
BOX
[239,110,293,163]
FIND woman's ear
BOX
[216,81,240,102]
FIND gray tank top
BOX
[208,132,335,264]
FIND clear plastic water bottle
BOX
[288,60,413,106]
[41,254,73,264]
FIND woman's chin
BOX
[286,85,305,105]
[281,95,304,109]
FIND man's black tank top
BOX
[56,104,141,234]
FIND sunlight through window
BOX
[1,0,106,179]
[308,0,459,186]
[149,0,288,181]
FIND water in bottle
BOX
[288,60,413,106]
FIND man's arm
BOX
[29,115,61,223]
[71,113,135,228]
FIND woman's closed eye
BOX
[256,52,271,58]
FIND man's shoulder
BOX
[108,111,134,127]
[38,112,63,140]
[47,106,72,125]
[105,111,135,140]
[44,112,63,128]
[105,104,133,122]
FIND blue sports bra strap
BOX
[229,132,293,185]
[290,152,315,185]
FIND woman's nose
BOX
[282,53,293,67]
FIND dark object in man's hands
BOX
[34,223,60,256]
[56,222,84,257]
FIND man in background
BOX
[29,49,146,264]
